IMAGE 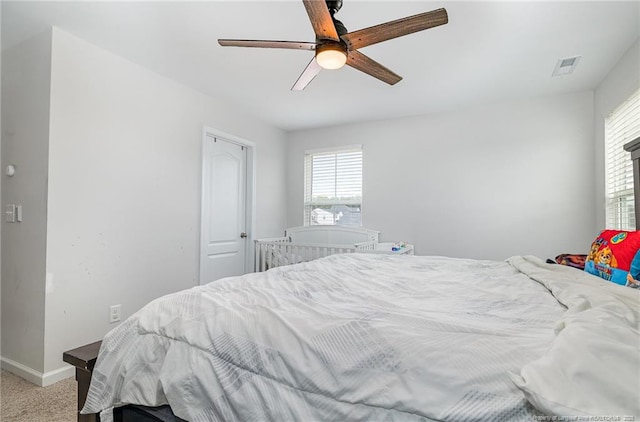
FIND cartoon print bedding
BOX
[585,229,640,288]
[82,254,639,421]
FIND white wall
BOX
[1,30,51,376]
[594,40,640,228]
[287,91,596,260]
[6,27,286,376]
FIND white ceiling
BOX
[2,1,639,131]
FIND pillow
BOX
[584,230,640,288]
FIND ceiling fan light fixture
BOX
[315,43,347,70]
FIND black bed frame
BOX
[63,342,181,422]
[63,341,102,422]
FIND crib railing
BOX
[354,241,377,252]
[254,238,378,272]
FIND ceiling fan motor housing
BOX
[316,40,347,55]
[325,0,343,15]
[332,18,348,37]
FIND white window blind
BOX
[605,89,640,230]
[304,147,362,226]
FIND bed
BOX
[75,253,639,421]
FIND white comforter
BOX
[82,254,639,421]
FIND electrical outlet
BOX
[109,304,121,323]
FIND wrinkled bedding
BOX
[507,256,639,417]
[82,254,639,421]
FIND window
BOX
[605,89,640,230]
[304,146,362,226]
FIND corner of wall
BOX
[1,27,54,378]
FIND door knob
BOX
[240,232,248,238]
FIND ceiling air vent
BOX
[552,56,581,77]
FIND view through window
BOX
[304,147,363,226]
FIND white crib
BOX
[254,226,380,272]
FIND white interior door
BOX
[201,135,247,283]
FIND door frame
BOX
[200,126,256,284]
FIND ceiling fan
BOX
[218,0,448,90]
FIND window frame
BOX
[605,89,640,231]
[303,145,363,227]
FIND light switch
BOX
[5,204,15,223]
[16,205,22,222]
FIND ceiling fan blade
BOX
[218,39,317,50]
[342,8,448,50]
[346,50,402,86]
[292,57,323,91]
[303,0,340,41]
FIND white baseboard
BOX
[1,356,74,387]
[42,364,75,386]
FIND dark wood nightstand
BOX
[63,341,102,422]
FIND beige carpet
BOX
[0,370,76,422]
